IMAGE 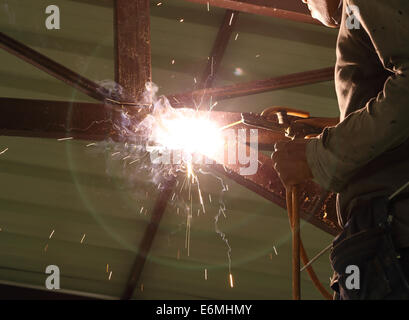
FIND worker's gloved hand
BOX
[272,139,313,189]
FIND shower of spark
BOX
[97,82,234,285]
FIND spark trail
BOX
[91,82,235,285]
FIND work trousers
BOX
[330,196,409,300]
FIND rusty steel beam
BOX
[0,98,113,140]
[68,0,317,26]
[169,67,335,108]
[0,97,278,143]
[0,97,339,234]
[212,155,340,236]
[203,109,340,235]
[186,0,319,25]
[113,0,164,301]
[198,10,239,89]
[114,0,151,102]
[121,178,177,300]
[0,31,334,108]
[0,32,111,102]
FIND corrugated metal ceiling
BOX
[0,0,339,299]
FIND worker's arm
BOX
[306,0,409,192]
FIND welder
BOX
[272,0,409,299]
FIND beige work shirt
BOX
[306,0,409,247]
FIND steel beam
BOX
[0,98,113,140]
[0,32,111,102]
[68,0,318,26]
[0,32,334,107]
[212,155,340,235]
[169,67,335,108]
[186,0,319,25]
[113,0,165,301]
[198,10,239,89]
[0,97,280,143]
[0,97,339,235]
[114,0,152,102]
[121,178,177,300]
[202,109,340,235]
[68,0,317,25]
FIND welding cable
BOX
[287,186,301,300]
[285,188,333,300]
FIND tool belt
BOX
[329,196,409,300]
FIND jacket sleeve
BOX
[306,0,409,192]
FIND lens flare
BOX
[92,82,235,287]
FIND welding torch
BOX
[220,106,324,139]
[222,106,333,300]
